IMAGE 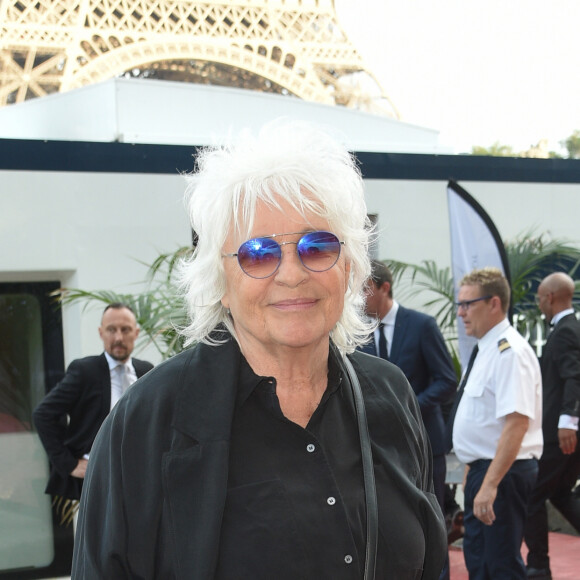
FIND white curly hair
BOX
[177,119,374,354]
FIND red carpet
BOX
[449,532,580,579]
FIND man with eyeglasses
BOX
[523,272,580,580]
[452,267,543,580]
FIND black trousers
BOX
[524,442,580,570]
[463,458,538,580]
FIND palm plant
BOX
[387,259,462,377]
[506,229,580,312]
[388,259,456,333]
[54,230,580,363]
[386,229,580,358]
[506,230,580,351]
[54,246,194,360]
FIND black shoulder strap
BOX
[343,355,377,580]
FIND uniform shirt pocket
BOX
[463,381,488,422]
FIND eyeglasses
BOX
[455,295,492,311]
[222,230,345,279]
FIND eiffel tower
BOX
[0,0,398,117]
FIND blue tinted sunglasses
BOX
[223,230,345,279]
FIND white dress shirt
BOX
[105,351,137,410]
[83,353,137,459]
[549,308,579,430]
[374,301,399,358]
[453,318,543,464]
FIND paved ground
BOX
[52,532,579,580]
[449,532,580,579]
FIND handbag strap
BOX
[343,355,377,580]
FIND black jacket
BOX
[360,306,456,456]
[72,339,446,579]
[33,353,153,499]
[541,313,580,451]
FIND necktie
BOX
[119,364,133,393]
[377,322,389,360]
[444,344,478,453]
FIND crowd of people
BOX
[32,120,579,580]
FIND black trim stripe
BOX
[447,179,512,283]
[356,151,580,182]
[447,179,514,318]
[2,138,580,182]
[0,139,201,174]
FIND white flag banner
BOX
[447,180,511,369]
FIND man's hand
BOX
[463,464,495,524]
[71,458,88,479]
[471,412,529,526]
[473,483,497,526]
[558,428,577,455]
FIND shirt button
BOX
[306,443,316,453]
[327,496,336,505]
[344,555,353,564]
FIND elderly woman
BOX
[72,121,446,579]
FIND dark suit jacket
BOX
[72,340,447,580]
[540,313,580,455]
[361,306,457,456]
[33,353,153,499]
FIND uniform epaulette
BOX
[498,338,511,353]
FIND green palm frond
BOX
[385,229,580,353]
[53,230,580,362]
[386,259,456,332]
[53,246,193,360]
[506,229,580,311]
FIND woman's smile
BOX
[271,297,318,310]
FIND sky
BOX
[335,0,580,154]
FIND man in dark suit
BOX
[362,261,456,502]
[524,272,580,580]
[362,260,456,579]
[33,302,153,501]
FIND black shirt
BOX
[215,349,368,579]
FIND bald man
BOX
[33,303,154,501]
[524,272,580,580]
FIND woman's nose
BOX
[273,244,308,286]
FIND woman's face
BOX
[221,199,350,354]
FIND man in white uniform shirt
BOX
[452,267,543,580]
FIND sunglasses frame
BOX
[455,295,492,311]
[222,230,345,279]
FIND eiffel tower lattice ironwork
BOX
[0,0,399,117]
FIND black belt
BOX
[468,458,537,468]
[467,459,491,468]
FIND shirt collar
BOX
[237,355,272,408]
[236,344,343,409]
[381,300,399,326]
[478,317,510,350]
[104,351,132,371]
[551,308,575,326]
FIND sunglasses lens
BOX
[237,237,281,278]
[297,231,342,272]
